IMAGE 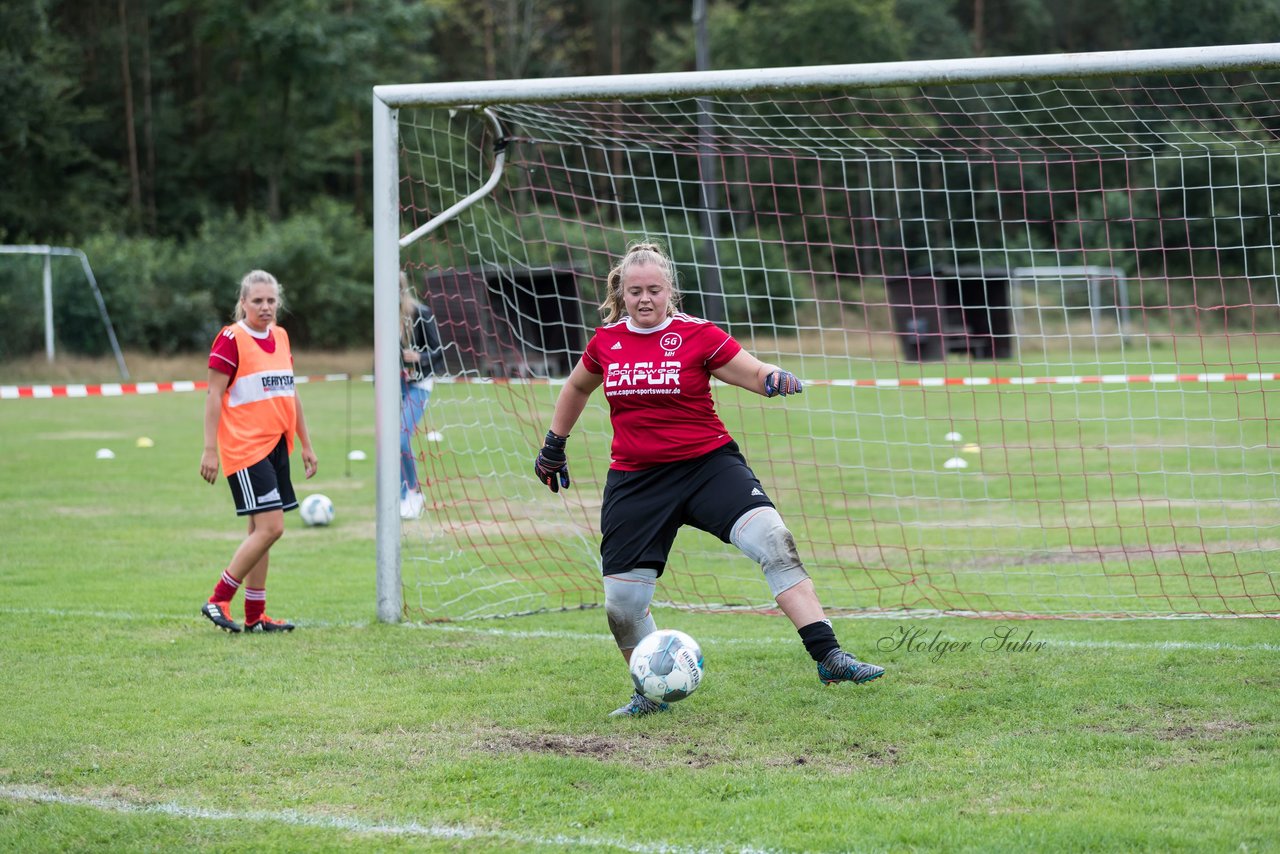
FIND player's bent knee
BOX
[250,512,286,542]
[729,506,809,597]
[603,568,658,650]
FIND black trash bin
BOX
[887,267,1013,362]
[422,265,584,378]
[934,266,1013,360]
[887,274,946,362]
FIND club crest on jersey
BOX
[659,332,683,356]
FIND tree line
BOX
[1,0,1275,356]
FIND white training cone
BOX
[943,431,964,443]
[347,449,367,461]
[425,431,444,442]
[95,448,116,460]
[943,457,968,469]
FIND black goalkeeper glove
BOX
[764,369,803,398]
[534,430,571,492]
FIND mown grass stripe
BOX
[3,607,1277,652]
[0,785,770,854]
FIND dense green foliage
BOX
[0,200,371,357]
[2,0,1276,353]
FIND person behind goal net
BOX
[398,271,447,520]
[534,241,885,717]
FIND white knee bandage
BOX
[730,506,809,597]
[603,568,659,650]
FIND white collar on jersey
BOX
[237,319,274,339]
[623,315,674,335]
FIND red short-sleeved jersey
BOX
[582,312,742,470]
[209,321,282,381]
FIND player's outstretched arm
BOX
[712,351,803,398]
[763,368,803,397]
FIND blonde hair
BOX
[232,270,283,322]
[599,241,680,323]
[400,271,418,315]
[400,271,417,347]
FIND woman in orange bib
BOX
[198,270,317,633]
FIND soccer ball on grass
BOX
[299,493,335,527]
[629,629,704,703]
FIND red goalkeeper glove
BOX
[534,430,571,492]
[764,370,803,397]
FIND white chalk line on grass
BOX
[0,784,773,854]
[4,606,1279,652]
[415,623,1280,653]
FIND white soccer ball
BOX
[299,493,335,527]
[629,629,704,704]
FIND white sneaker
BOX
[400,491,425,520]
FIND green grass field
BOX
[2,356,1279,852]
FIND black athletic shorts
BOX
[226,435,298,516]
[599,440,774,577]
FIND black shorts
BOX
[226,436,298,516]
[599,440,774,577]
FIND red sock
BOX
[209,570,241,603]
[244,587,266,624]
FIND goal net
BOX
[376,45,1280,620]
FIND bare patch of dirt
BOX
[479,728,903,774]
[1154,718,1252,742]
[765,743,902,772]
[478,728,687,764]
[1087,716,1253,741]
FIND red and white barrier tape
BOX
[817,372,1280,389]
[4,371,1280,400]
[0,373,358,400]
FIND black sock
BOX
[798,619,840,663]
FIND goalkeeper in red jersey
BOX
[197,270,317,634]
[534,241,884,717]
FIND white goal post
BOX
[0,245,130,380]
[372,43,1280,623]
[1009,266,1133,351]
